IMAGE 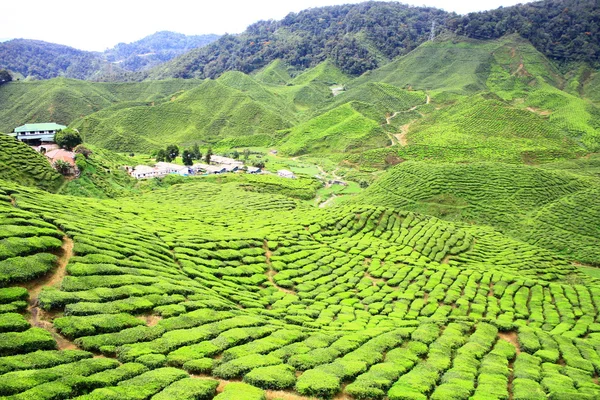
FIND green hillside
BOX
[351,161,600,264]
[0,170,599,398]
[253,59,294,85]
[58,146,138,199]
[0,135,63,192]
[0,78,202,134]
[72,79,292,152]
[279,102,388,155]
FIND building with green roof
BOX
[13,122,66,145]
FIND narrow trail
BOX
[25,235,79,350]
[319,194,337,208]
[263,240,296,296]
[385,93,429,147]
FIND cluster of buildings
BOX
[8,123,300,181]
[129,156,262,180]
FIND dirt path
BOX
[498,331,521,355]
[25,236,78,350]
[263,240,296,295]
[25,236,73,303]
[319,194,337,208]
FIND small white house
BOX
[247,167,262,174]
[14,122,67,145]
[277,169,296,179]
[211,155,243,167]
[131,165,157,179]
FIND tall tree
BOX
[205,147,213,164]
[54,128,82,150]
[191,144,202,160]
[0,69,12,85]
[156,149,166,162]
[182,150,193,166]
[165,145,179,162]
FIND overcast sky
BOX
[0,0,535,51]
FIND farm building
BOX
[277,169,296,179]
[13,123,67,145]
[131,163,189,179]
[247,166,262,174]
[210,155,243,167]
[192,163,227,174]
[131,165,157,179]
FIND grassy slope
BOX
[0,136,63,192]
[0,78,203,133]
[72,79,292,152]
[0,175,597,398]
[351,161,600,264]
[58,146,138,199]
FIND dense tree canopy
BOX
[55,128,82,150]
[152,0,600,80]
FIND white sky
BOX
[0,0,535,51]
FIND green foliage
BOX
[55,128,82,150]
[0,136,63,191]
[213,382,266,400]
[243,364,296,390]
[353,161,600,265]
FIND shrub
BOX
[213,382,266,400]
[0,349,92,375]
[54,313,145,338]
[151,378,218,400]
[243,364,297,390]
[136,354,167,369]
[295,369,340,398]
[0,328,56,356]
[182,358,214,374]
[0,313,30,333]
[0,287,28,304]
[0,253,57,285]
[213,354,282,379]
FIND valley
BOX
[1,0,600,399]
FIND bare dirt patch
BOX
[526,107,551,116]
[264,241,296,295]
[498,331,521,355]
[24,236,79,350]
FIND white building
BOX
[13,123,67,145]
[131,163,190,179]
[277,169,296,179]
[247,167,262,174]
[210,155,243,166]
[131,165,157,179]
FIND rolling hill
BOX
[1,1,600,399]
[0,135,63,192]
[0,32,219,81]
[0,78,203,134]
[150,0,600,81]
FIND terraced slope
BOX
[72,79,292,152]
[0,176,598,399]
[0,78,202,134]
[0,136,62,192]
[351,161,600,265]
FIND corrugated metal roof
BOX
[14,123,67,133]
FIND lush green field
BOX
[0,78,203,134]
[350,161,600,265]
[0,136,63,192]
[1,31,600,400]
[0,172,597,399]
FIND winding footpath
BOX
[25,235,78,350]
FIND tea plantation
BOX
[0,173,598,400]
